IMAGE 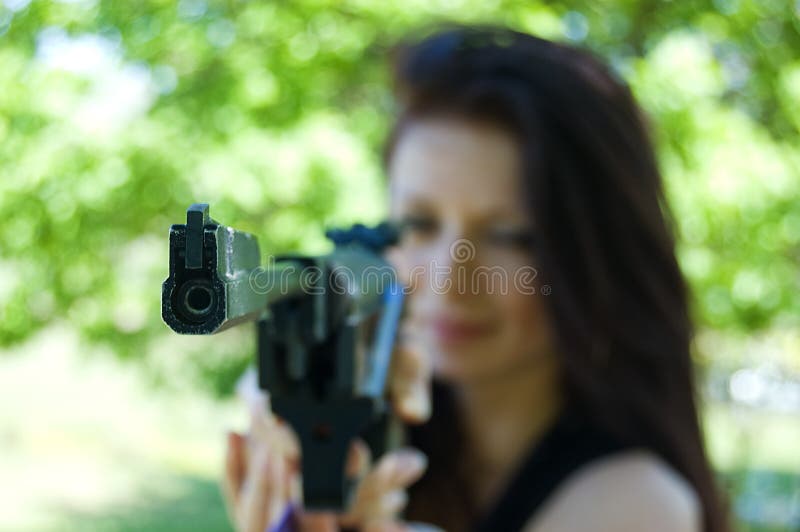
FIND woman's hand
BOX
[221,325,434,532]
[223,420,429,531]
[222,406,301,532]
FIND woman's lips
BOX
[430,317,493,344]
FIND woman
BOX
[222,24,730,532]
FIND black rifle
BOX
[162,203,406,511]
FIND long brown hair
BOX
[381,24,729,532]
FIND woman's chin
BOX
[430,346,496,384]
[430,341,544,385]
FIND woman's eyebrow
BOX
[395,194,530,221]
[392,190,436,209]
[469,208,531,225]
[399,209,532,229]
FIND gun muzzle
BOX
[162,203,305,334]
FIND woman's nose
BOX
[426,231,480,297]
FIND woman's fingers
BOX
[225,369,307,531]
[343,490,410,522]
[346,437,373,479]
[241,443,277,532]
[238,440,297,532]
[295,511,340,532]
[364,522,446,532]
[239,366,301,468]
[389,323,432,424]
[338,447,428,527]
[222,431,246,521]
[363,521,414,532]
[222,415,301,532]
[249,413,301,469]
[225,423,426,532]
[231,367,429,531]
[359,447,428,502]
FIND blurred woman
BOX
[222,24,730,532]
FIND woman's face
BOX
[387,116,557,384]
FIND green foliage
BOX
[0,0,798,392]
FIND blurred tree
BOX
[0,0,798,393]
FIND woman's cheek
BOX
[506,292,555,360]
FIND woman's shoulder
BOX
[522,449,701,532]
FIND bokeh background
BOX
[1,0,798,530]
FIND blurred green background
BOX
[0,0,798,530]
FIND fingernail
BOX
[397,449,428,473]
[403,385,430,421]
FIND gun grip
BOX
[270,396,376,511]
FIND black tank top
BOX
[471,408,632,532]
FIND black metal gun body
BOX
[162,203,405,510]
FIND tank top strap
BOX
[472,408,632,532]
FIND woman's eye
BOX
[399,215,438,234]
[489,228,536,249]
